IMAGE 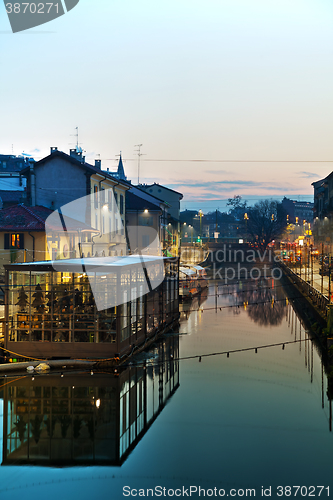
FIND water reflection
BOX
[242,280,286,326]
[2,335,179,466]
[179,288,208,323]
[214,278,287,325]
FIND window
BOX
[5,233,24,249]
[120,194,124,215]
[114,192,118,208]
[108,190,113,211]
[94,185,98,209]
[101,188,105,205]
[138,215,153,226]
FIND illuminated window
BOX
[4,233,24,249]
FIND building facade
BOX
[22,148,129,258]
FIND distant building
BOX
[0,154,31,208]
[312,174,333,246]
[281,197,314,224]
[139,183,183,222]
[312,176,332,220]
[139,184,183,255]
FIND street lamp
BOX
[198,209,203,243]
[244,213,249,243]
[189,225,193,244]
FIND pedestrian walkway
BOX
[286,260,333,301]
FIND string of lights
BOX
[129,337,313,368]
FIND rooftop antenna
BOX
[11,144,14,155]
[69,126,84,153]
[134,144,146,184]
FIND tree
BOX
[226,195,247,220]
[32,284,46,313]
[247,200,287,250]
[16,286,29,312]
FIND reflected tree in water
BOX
[14,416,26,443]
[60,415,71,439]
[241,285,286,326]
[73,415,82,438]
[30,415,43,444]
[45,416,56,438]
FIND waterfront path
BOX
[285,260,333,301]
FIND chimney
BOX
[50,147,58,154]
[70,148,82,160]
[95,159,101,169]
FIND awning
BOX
[179,267,196,277]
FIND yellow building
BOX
[0,204,98,272]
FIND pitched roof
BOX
[125,192,162,212]
[0,204,97,232]
[0,204,52,231]
[21,150,129,189]
[140,183,183,198]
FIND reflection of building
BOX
[2,336,179,466]
[4,256,179,360]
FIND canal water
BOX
[0,277,332,499]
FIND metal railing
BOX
[280,262,329,317]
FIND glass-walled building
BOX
[4,256,179,360]
[2,336,179,466]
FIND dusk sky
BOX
[1,0,333,211]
